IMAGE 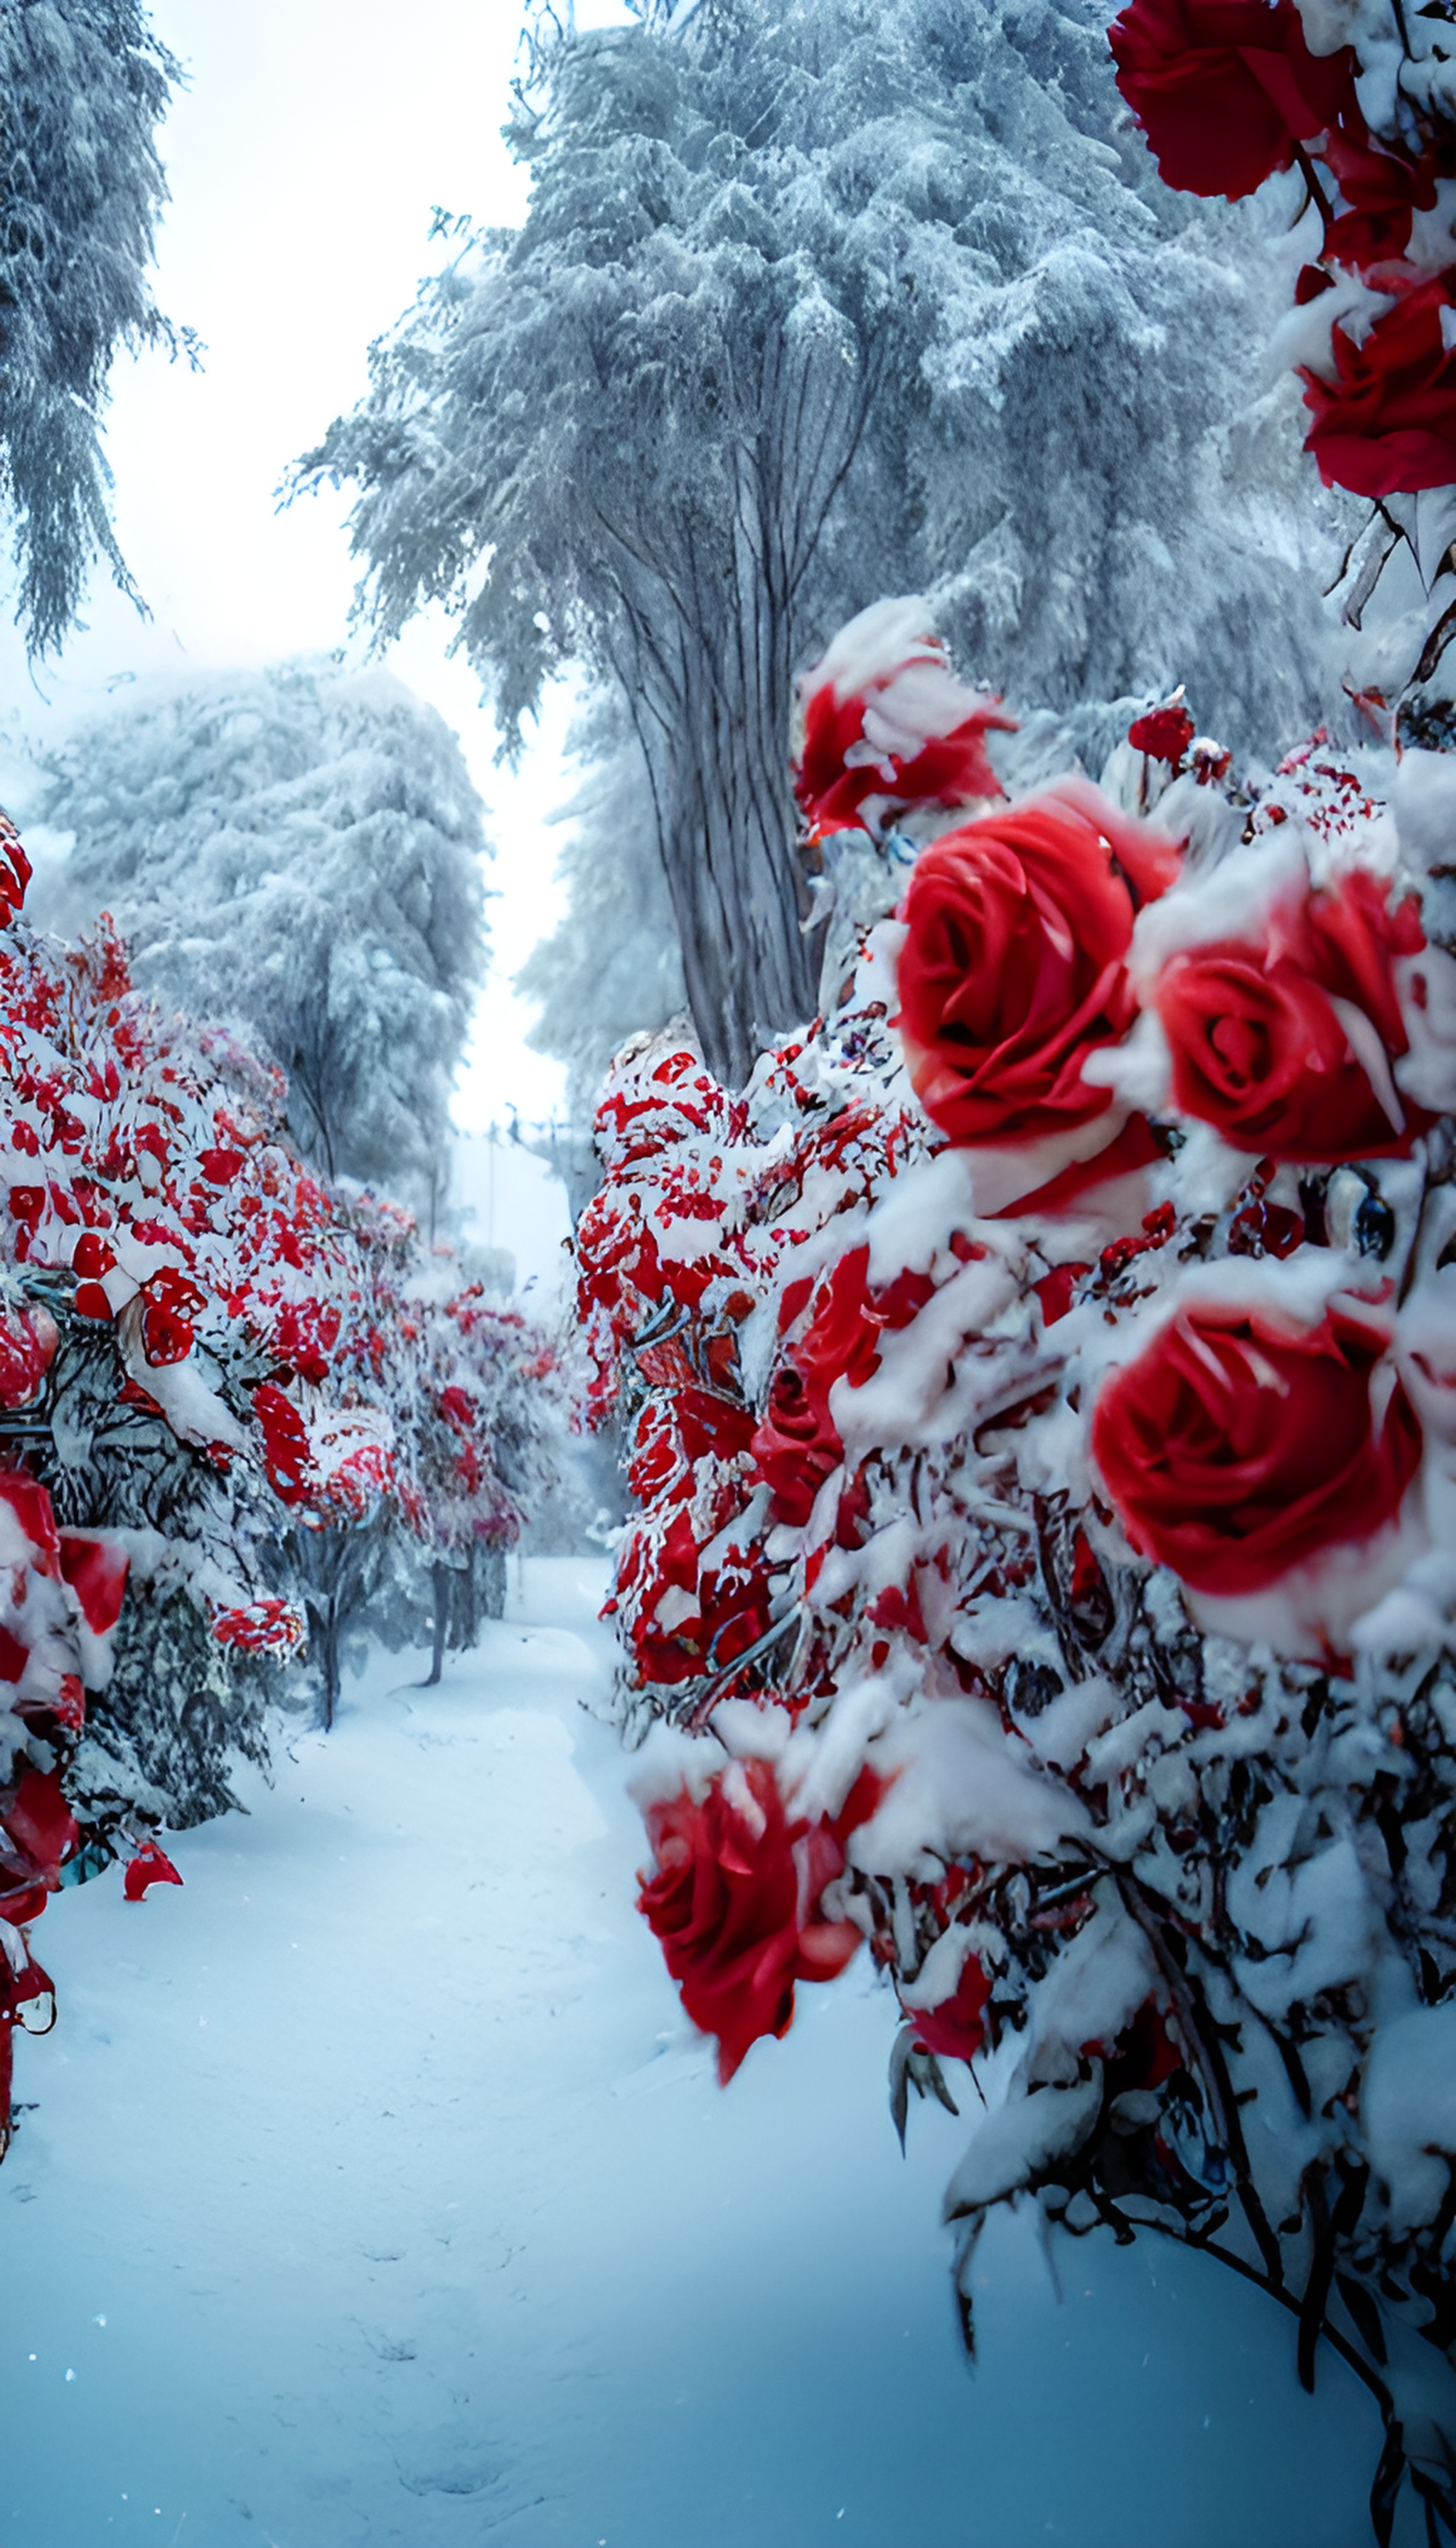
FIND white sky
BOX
[0,0,632,1167]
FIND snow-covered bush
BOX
[0,811,564,2152]
[577,603,1456,2534]
[34,659,488,1209]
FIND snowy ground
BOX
[4,1561,1388,2548]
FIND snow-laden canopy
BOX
[0,0,180,655]
[303,0,1347,1084]
[36,658,488,1208]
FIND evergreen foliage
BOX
[36,660,489,1209]
[0,0,181,654]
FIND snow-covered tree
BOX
[302,0,1342,1087]
[35,660,488,1207]
[0,0,181,655]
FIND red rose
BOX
[1,1938,52,2146]
[1109,0,1361,201]
[896,783,1179,1147]
[619,1499,771,1689]
[1,1765,79,1924]
[123,1841,183,1902]
[753,1248,879,1523]
[1319,128,1435,274]
[252,1381,313,1504]
[797,678,1015,840]
[794,611,1016,840]
[1091,1296,1422,1597]
[0,811,31,925]
[638,1756,874,2081]
[0,1470,62,1573]
[1128,704,1194,767]
[1301,272,1456,499]
[58,1530,129,1636]
[1154,867,1429,1162]
[753,1360,844,1527]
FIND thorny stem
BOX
[1292,142,1335,230]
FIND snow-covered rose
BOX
[1109,0,1363,202]
[1091,1292,1423,1605]
[0,1305,53,1409]
[752,1244,936,1526]
[1301,270,1456,498]
[1151,863,1429,1162]
[636,1757,875,2082]
[795,598,1014,841]
[894,780,1178,1154]
[906,1942,993,2065]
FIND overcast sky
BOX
[0,0,633,1148]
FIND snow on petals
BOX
[636,1755,877,2081]
[796,597,1015,842]
[894,781,1179,1162]
[1091,1291,1423,1602]
[1150,864,1430,1162]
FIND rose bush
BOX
[579,626,1456,2532]
[0,809,567,2152]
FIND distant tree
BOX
[301,0,1342,1086]
[515,697,685,1138]
[35,659,489,1206]
[0,0,181,655]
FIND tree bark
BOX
[595,323,869,1088]
[658,641,817,1089]
[312,1590,341,1732]
[424,1560,451,1687]
[483,1543,507,1621]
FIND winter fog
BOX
[5,1,1456,2544]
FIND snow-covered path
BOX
[5,1562,1385,2547]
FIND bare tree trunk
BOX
[311,1589,341,1731]
[424,1559,451,1687]
[631,577,817,1087]
[601,340,867,1088]
[482,1543,507,1621]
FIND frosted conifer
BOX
[0,0,180,654]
